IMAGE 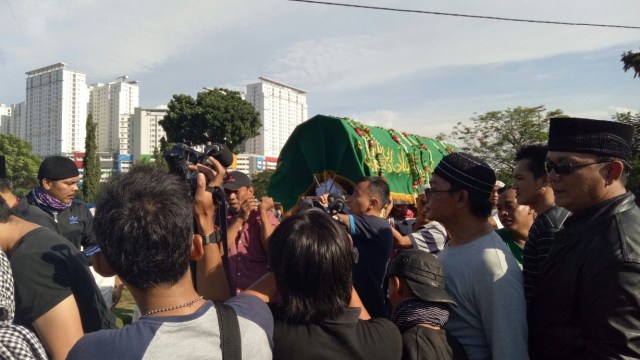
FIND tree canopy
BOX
[0,134,41,196]
[82,113,100,202]
[621,49,640,79]
[252,169,275,198]
[160,88,261,152]
[449,106,566,183]
[613,111,640,190]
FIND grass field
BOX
[113,288,136,328]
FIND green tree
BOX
[252,169,275,198]
[613,111,640,190]
[151,147,167,172]
[82,113,101,202]
[150,136,170,172]
[160,89,261,152]
[0,134,41,196]
[450,106,566,183]
[621,49,640,78]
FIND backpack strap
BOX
[214,302,242,360]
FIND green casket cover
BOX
[268,115,456,211]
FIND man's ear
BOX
[455,189,467,209]
[191,234,204,261]
[397,277,413,297]
[247,186,255,196]
[369,198,380,212]
[605,161,625,184]
[42,178,53,191]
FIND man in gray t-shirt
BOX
[68,163,273,359]
[427,152,528,360]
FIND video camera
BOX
[164,142,233,194]
[300,193,348,215]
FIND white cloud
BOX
[264,1,639,92]
[350,109,400,129]
[0,0,638,137]
[0,0,289,87]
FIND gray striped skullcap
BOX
[433,152,496,198]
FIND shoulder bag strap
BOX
[214,302,242,360]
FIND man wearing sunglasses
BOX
[528,118,640,359]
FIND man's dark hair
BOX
[497,184,513,195]
[515,144,548,179]
[0,196,11,223]
[269,209,354,324]
[450,185,493,219]
[361,176,390,209]
[94,167,193,290]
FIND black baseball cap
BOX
[387,249,457,306]
[223,171,252,190]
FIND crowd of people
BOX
[1,116,639,360]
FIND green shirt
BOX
[495,229,524,269]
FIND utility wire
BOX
[289,0,640,30]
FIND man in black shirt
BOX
[337,176,394,318]
[512,145,569,305]
[0,197,113,359]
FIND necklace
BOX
[143,295,204,317]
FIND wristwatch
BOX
[202,230,222,245]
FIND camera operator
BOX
[224,171,279,295]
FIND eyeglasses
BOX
[424,188,455,198]
[545,160,611,176]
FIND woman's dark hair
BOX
[94,167,193,290]
[268,209,354,323]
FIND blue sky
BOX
[1,0,638,144]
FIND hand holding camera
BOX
[240,196,260,222]
[192,156,226,234]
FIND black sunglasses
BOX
[545,160,611,176]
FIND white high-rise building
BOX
[0,104,10,134]
[131,107,168,162]
[242,77,308,158]
[0,103,27,139]
[89,79,139,154]
[25,63,88,156]
[9,102,27,139]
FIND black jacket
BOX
[25,192,97,250]
[529,192,640,359]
